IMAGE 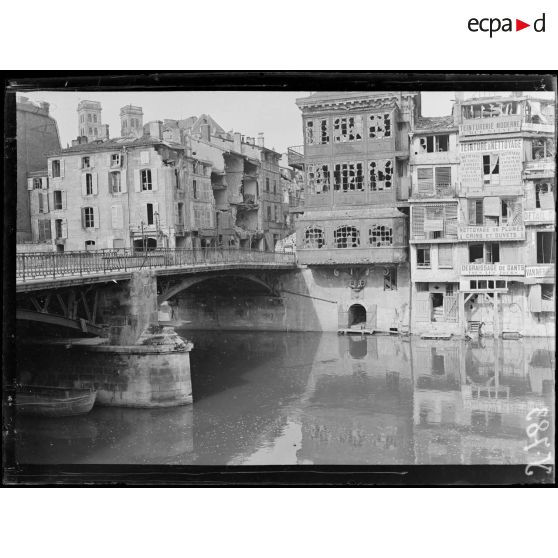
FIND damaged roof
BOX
[49,136,185,156]
[414,115,457,132]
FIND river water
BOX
[14,331,555,466]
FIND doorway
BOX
[348,304,367,328]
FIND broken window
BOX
[82,157,90,169]
[369,160,393,191]
[463,101,520,119]
[306,164,330,194]
[532,138,555,160]
[333,115,362,143]
[537,231,556,264]
[384,267,397,291]
[369,224,393,247]
[482,154,500,185]
[469,243,499,263]
[541,284,555,302]
[525,100,555,124]
[535,182,554,209]
[417,246,431,267]
[334,225,360,248]
[469,243,484,263]
[33,178,42,189]
[305,119,329,145]
[368,112,392,139]
[303,226,325,249]
[419,135,449,153]
[334,162,364,191]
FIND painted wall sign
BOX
[459,117,522,136]
[458,225,525,241]
[460,138,523,190]
[523,209,555,223]
[525,265,555,278]
[461,263,525,276]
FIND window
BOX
[82,207,95,228]
[109,171,121,193]
[369,160,393,191]
[82,157,90,169]
[305,119,329,144]
[266,177,270,192]
[445,284,454,296]
[333,115,362,143]
[88,128,92,135]
[469,243,499,263]
[55,219,63,239]
[141,169,152,191]
[146,203,154,226]
[307,164,330,194]
[87,114,92,122]
[53,190,63,210]
[416,282,429,292]
[93,114,97,123]
[111,153,121,167]
[192,179,197,199]
[542,284,555,301]
[303,226,325,249]
[468,199,484,225]
[483,154,500,185]
[535,183,554,209]
[52,160,61,178]
[417,246,431,267]
[419,135,449,153]
[334,162,364,191]
[274,205,279,222]
[412,204,457,239]
[85,240,96,250]
[273,180,277,195]
[369,225,393,246]
[435,167,451,190]
[38,192,48,213]
[537,232,556,264]
[532,138,554,160]
[267,205,272,221]
[417,168,433,195]
[384,267,397,291]
[94,128,98,136]
[176,202,184,226]
[369,113,391,139]
[38,219,51,241]
[417,166,451,195]
[438,244,453,268]
[334,225,360,248]
[80,115,84,123]
[85,173,93,195]
[33,178,42,189]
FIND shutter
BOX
[174,203,179,225]
[120,169,127,193]
[525,184,537,209]
[38,192,44,213]
[50,219,57,240]
[93,207,99,229]
[81,173,87,196]
[44,192,49,212]
[61,219,68,238]
[468,200,475,225]
[475,200,483,225]
[443,294,458,322]
[59,160,65,178]
[414,292,431,322]
[62,191,67,210]
[81,208,86,228]
[152,168,159,191]
[111,205,123,229]
[435,167,451,189]
[529,284,542,313]
[444,204,458,236]
[48,192,54,212]
[417,168,433,194]
[41,177,48,189]
[27,178,33,191]
[438,244,453,267]
[540,190,554,210]
[153,202,159,220]
[484,196,500,216]
[337,303,349,329]
[412,205,425,237]
[92,173,98,195]
[47,159,53,179]
[134,169,141,192]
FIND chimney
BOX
[257,132,264,147]
[233,132,242,152]
[200,124,211,142]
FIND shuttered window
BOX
[417,168,433,194]
[435,167,451,189]
[438,244,453,268]
[468,199,484,225]
[412,206,425,237]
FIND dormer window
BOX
[111,153,121,167]
[82,156,91,169]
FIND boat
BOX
[15,385,97,417]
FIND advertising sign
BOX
[460,263,525,276]
[458,225,525,241]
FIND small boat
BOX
[15,385,97,417]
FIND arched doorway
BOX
[348,304,366,328]
[133,237,157,252]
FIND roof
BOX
[296,91,416,108]
[49,136,185,156]
[414,115,457,132]
[301,208,408,220]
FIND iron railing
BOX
[16,248,297,282]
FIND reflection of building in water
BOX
[413,337,555,464]
[297,335,414,464]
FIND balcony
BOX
[457,225,525,242]
[523,159,555,179]
[287,145,304,169]
[523,209,555,225]
[410,184,456,200]
[297,246,408,266]
[460,263,525,277]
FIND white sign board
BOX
[458,225,525,241]
[460,263,525,276]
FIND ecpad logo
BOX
[468,13,546,37]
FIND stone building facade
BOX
[17,97,61,242]
[293,91,419,333]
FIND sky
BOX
[20,90,459,155]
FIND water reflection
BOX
[14,332,555,466]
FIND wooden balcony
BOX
[287,145,304,169]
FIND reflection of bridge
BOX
[16,248,297,339]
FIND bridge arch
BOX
[158,273,277,304]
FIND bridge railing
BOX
[16,248,297,281]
